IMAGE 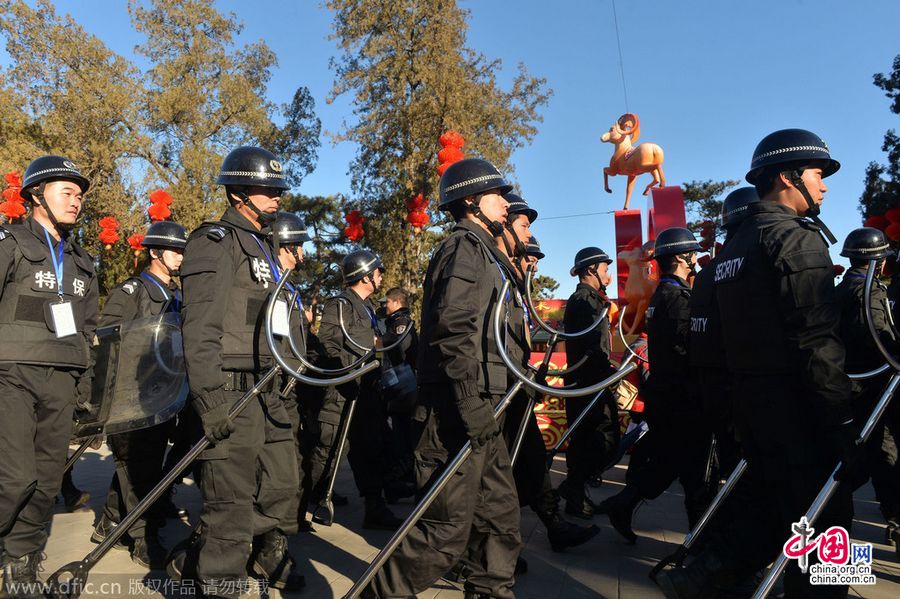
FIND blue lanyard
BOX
[364,304,380,334]
[43,228,65,298]
[140,273,181,312]
[660,276,686,288]
[253,237,304,311]
[845,273,865,279]
[494,262,512,301]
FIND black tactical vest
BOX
[688,261,725,370]
[646,276,691,378]
[0,222,96,368]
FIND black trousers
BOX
[564,384,619,485]
[195,388,298,583]
[0,364,77,557]
[366,387,521,598]
[701,375,853,598]
[852,372,900,522]
[502,390,557,515]
[103,421,173,538]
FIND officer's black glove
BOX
[458,396,499,450]
[827,421,864,482]
[200,403,235,443]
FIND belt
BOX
[222,371,275,393]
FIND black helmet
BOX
[142,221,187,250]
[342,249,384,284]
[21,155,90,201]
[216,146,289,191]
[525,236,545,259]
[721,187,760,229]
[504,192,538,223]
[570,246,612,276]
[653,227,702,258]
[271,212,311,245]
[439,158,512,209]
[840,227,892,260]
[746,128,840,184]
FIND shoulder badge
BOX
[395,324,407,335]
[207,226,228,242]
[122,280,139,295]
[0,227,8,241]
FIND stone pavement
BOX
[39,446,900,598]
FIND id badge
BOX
[272,299,291,337]
[50,300,77,338]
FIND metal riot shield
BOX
[75,312,188,437]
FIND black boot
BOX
[90,514,130,550]
[250,529,306,591]
[383,480,415,504]
[599,485,640,544]
[131,534,168,570]
[558,478,595,520]
[363,496,403,530]
[61,470,90,512]
[1,551,44,599]
[539,510,601,552]
[655,550,728,599]
[156,487,189,521]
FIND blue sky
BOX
[3,0,899,296]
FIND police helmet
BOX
[142,221,188,250]
[569,246,612,276]
[525,236,545,260]
[342,249,384,284]
[439,158,512,209]
[840,227,892,261]
[21,155,90,201]
[504,192,538,224]
[653,227,702,258]
[745,129,840,185]
[216,146,289,191]
[721,187,760,229]
[271,212,311,245]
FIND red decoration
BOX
[886,222,900,242]
[886,207,900,223]
[405,193,430,233]
[344,209,365,242]
[437,130,466,175]
[832,264,845,278]
[98,216,120,249]
[148,188,173,222]
[127,233,145,269]
[0,171,26,222]
[864,215,889,231]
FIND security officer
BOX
[688,188,760,481]
[559,246,617,518]
[380,287,418,503]
[501,192,535,280]
[363,158,521,599]
[173,146,304,596]
[91,220,187,569]
[603,228,710,544]
[835,228,900,543]
[657,129,854,598]
[524,236,544,266]
[0,156,98,596]
[266,211,315,533]
[305,249,402,529]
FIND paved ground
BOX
[38,446,900,598]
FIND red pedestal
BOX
[647,186,687,241]
[614,209,643,300]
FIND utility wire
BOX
[539,210,619,221]
[611,0,629,112]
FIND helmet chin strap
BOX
[32,183,70,237]
[501,225,528,280]
[289,247,302,271]
[152,249,180,278]
[364,272,380,293]
[787,169,837,245]
[468,198,505,237]
[233,189,276,226]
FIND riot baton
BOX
[524,267,608,340]
[63,436,99,474]
[312,395,357,526]
[342,281,635,599]
[509,332,558,467]
[752,261,900,598]
[617,305,650,364]
[650,458,749,581]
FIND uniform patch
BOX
[122,281,138,295]
[714,257,745,283]
[251,257,273,288]
[646,306,655,319]
[0,228,8,241]
[33,270,57,291]
[395,324,407,334]
[207,226,228,241]
[690,317,708,333]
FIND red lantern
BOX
[832,264,845,278]
[864,215,890,231]
[885,206,900,223]
[148,188,173,222]
[885,222,900,242]
[0,170,26,222]
[437,130,466,175]
[98,216,120,250]
[344,210,365,242]
[127,233,145,269]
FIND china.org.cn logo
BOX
[782,517,876,586]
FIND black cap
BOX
[271,212,311,245]
[840,227,892,260]
[216,146,289,190]
[439,158,512,208]
[143,221,188,250]
[504,192,538,223]
[21,155,90,200]
[653,227,702,258]
[570,246,612,276]
[342,249,384,284]
[746,128,840,184]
